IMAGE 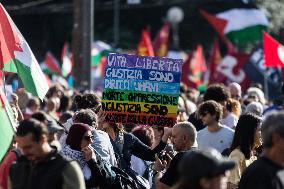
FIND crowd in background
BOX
[1,81,284,189]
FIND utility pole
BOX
[73,0,94,90]
[113,0,120,47]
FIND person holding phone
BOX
[153,122,198,189]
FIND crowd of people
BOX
[1,81,284,189]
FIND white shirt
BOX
[221,113,238,129]
[197,125,234,153]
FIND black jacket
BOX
[111,132,166,174]
[9,150,70,189]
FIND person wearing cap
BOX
[46,116,65,150]
[8,119,86,189]
[173,148,235,189]
[238,111,284,189]
[154,122,197,189]
[197,100,234,154]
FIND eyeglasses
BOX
[83,135,94,141]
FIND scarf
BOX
[60,145,91,179]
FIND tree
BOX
[255,0,284,36]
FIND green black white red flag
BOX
[0,3,49,100]
[200,2,268,46]
[0,88,16,162]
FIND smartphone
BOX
[157,151,168,161]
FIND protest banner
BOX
[102,53,183,127]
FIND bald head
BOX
[229,82,242,101]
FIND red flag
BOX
[263,32,284,67]
[0,4,23,69]
[137,29,154,56]
[217,53,250,89]
[181,45,207,88]
[44,52,61,75]
[200,9,235,53]
[153,22,170,57]
[208,40,226,84]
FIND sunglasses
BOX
[83,135,94,141]
[200,112,208,117]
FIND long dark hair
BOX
[230,113,261,159]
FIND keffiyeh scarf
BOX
[60,145,91,179]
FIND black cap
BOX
[179,149,235,180]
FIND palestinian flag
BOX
[0,88,16,162]
[91,41,111,67]
[42,51,61,75]
[200,2,268,46]
[61,42,73,77]
[0,4,49,100]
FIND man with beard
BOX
[154,122,197,189]
[8,119,86,189]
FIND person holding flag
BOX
[0,88,17,189]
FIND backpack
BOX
[93,150,140,189]
[109,133,151,189]
[12,148,22,158]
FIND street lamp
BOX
[167,6,184,50]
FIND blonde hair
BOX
[227,98,242,117]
